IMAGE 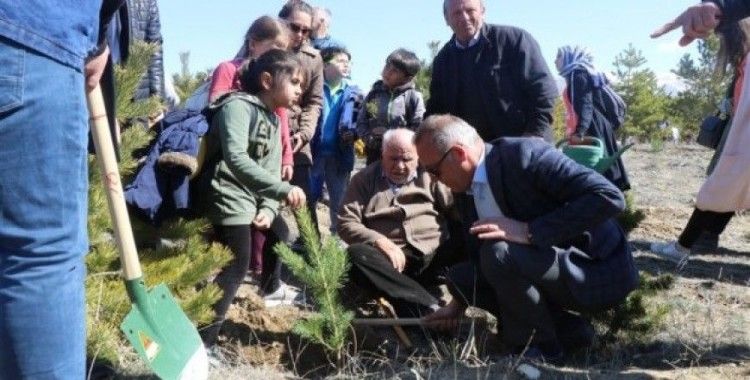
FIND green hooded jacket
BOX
[199,92,293,225]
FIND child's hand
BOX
[252,213,272,230]
[286,186,307,209]
[292,133,304,153]
[281,164,294,181]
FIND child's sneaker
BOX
[650,240,689,269]
[263,282,308,308]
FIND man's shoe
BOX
[513,341,564,364]
[650,241,689,269]
[691,231,719,254]
[555,314,595,352]
[263,282,309,308]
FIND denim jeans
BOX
[310,154,351,233]
[0,37,88,379]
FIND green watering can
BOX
[556,137,634,173]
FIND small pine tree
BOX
[274,207,353,365]
[113,41,163,123]
[591,273,673,343]
[617,191,646,234]
[86,42,231,366]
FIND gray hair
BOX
[413,114,480,154]
[443,0,486,15]
[382,128,415,150]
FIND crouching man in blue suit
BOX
[415,114,638,361]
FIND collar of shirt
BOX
[324,80,345,95]
[454,31,482,49]
[470,144,488,191]
[470,144,505,219]
[381,169,418,194]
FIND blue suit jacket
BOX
[470,137,638,309]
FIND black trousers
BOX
[678,208,733,248]
[202,224,252,346]
[347,239,462,315]
[447,241,587,349]
[291,163,319,228]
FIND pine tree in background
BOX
[86,42,231,366]
[669,35,729,138]
[552,98,567,142]
[414,40,441,101]
[274,207,353,365]
[172,51,212,105]
[612,44,670,142]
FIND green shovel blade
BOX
[121,279,208,380]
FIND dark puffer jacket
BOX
[112,0,164,100]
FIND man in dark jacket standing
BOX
[427,0,558,142]
[107,0,165,100]
[415,115,638,360]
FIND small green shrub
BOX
[617,191,646,234]
[591,273,674,343]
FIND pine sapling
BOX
[274,207,354,365]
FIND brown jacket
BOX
[288,42,324,166]
[337,162,457,256]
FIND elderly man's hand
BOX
[470,216,530,244]
[651,2,722,46]
[374,237,406,272]
[421,299,466,332]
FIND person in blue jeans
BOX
[0,1,123,378]
[310,46,362,234]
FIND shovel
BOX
[87,84,208,380]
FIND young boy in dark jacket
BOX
[356,48,425,164]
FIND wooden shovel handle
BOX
[352,317,475,326]
[87,84,142,280]
[352,318,424,326]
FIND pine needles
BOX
[274,207,354,364]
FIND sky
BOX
[160,1,698,93]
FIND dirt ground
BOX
[120,143,749,379]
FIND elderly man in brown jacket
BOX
[338,128,463,316]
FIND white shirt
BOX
[471,146,504,220]
[454,30,482,49]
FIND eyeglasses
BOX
[423,147,453,177]
[289,23,311,36]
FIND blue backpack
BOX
[599,84,627,129]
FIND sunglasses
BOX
[289,23,311,36]
[423,147,453,177]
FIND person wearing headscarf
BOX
[556,45,631,191]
